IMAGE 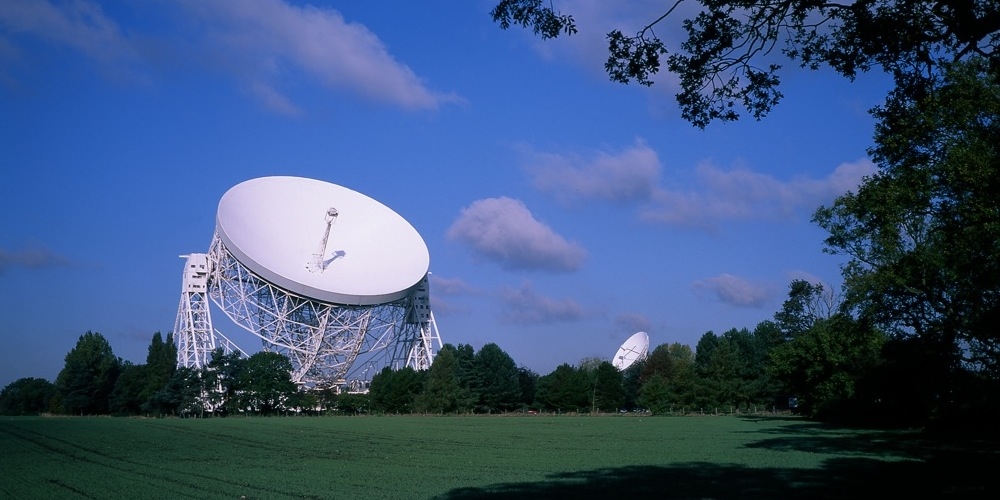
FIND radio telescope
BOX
[173,176,442,389]
[612,331,649,370]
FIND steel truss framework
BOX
[174,234,442,389]
[174,254,246,371]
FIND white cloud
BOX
[447,197,586,272]
[640,158,876,229]
[0,0,459,113]
[498,281,586,325]
[178,0,460,112]
[247,81,302,116]
[692,273,774,308]
[0,0,139,67]
[524,139,661,204]
[522,137,874,230]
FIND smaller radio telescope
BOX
[174,176,442,390]
[612,331,649,370]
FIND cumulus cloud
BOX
[692,273,773,308]
[0,245,71,273]
[640,159,876,229]
[498,281,587,325]
[446,197,586,272]
[523,140,661,204]
[175,0,460,113]
[522,138,874,230]
[0,0,459,113]
[0,0,141,71]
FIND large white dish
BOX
[215,176,429,306]
[613,331,649,370]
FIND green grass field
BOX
[1,414,995,499]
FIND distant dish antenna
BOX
[613,331,649,371]
[173,176,442,390]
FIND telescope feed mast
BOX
[306,207,338,273]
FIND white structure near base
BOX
[174,253,245,369]
[173,176,443,390]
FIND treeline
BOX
[0,331,305,417]
[6,278,993,429]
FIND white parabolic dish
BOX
[215,176,430,306]
[613,331,650,370]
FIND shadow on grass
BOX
[436,423,999,499]
[436,458,997,499]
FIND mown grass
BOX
[1,414,996,499]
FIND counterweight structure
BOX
[173,176,442,390]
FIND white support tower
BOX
[174,253,216,369]
[174,253,244,370]
[399,274,442,371]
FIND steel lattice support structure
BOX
[399,274,442,371]
[175,253,247,371]
[175,254,216,369]
[192,234,439,388]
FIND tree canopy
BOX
[55,331,121,415]
[0,377,56,416]
[814,57,1000,388]
[492,0,1000,127]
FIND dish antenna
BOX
[174,176,442,390]
[612,331,649,371]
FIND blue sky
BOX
[0,1,893,388]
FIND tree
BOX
[517,366,539,410]
[55,331,122,415]
[492,0,1000,127]
[474,343,521,413]
[335,393,370,415]
[369,366,424,414]
[639,344,675,384]
[417,345,463,414]
[110,362,149,415]
[775,280,839,340]
[813,58,1000,418]
[202,349,245,415]
[621,360,644,410]
[148,366,204,417]
[237,351,297,415]
[106,332,180,416]
[768,314,886,420]
[696,332,743,408]
[663,343,698,408]
[141,332,177,413]
[693,331,719,377]
[591,361,625,412]
[451,343,480,412]
[536,363,590,412]
[634,342,699,412]
[745,321,785,406]
[637,374,673,415]
[0,377,57,415]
